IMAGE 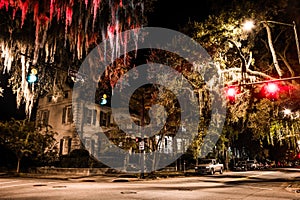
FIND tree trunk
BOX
[16,157,21,173]
[263,22,283,77]
[278,53,297,84]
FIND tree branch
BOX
[263,22,283,77]
[227,40,247,77]
[221,67,275,80]
[278,53,296,84]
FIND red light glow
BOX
[227,87,237,97]
[266,83,279,94]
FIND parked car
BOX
[233,161,247,171]
[247,160,259,170]
[195,158,224,175]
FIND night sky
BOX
[0,75,27,120]
[147,0,211,30]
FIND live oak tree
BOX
[0,0,156,116]
[143,0,300,164]
[183,0,300,162]
[0,118,58,173]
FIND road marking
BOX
[0,181,57,188]
[243,185,273,190]
[1,182,38,188]
[0,180,20,185]
[229,171,277,182]
[248,171,276,178]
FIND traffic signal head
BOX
[100,94,107,105]
[265,83,279,94]
[27,66,38,83]
[225,86,238,104]
[264,82,279,101]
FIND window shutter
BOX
[62,107,66,124]
[45,110,50,125]
[93,109,97,125]
[100,111,103,126]
[67,106,73,123]
[107,112,111,127]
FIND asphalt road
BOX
[0,168,299,200]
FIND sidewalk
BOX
[0,169,194,182]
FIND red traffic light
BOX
[225,86,238,104]
[263,82,280,101]
[227,87,237,97]
[265,83,279,94]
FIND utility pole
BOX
[140,88,145,179]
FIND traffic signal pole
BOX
[265,20,300,66]
[140,88,145,179]
[231,75,300,87]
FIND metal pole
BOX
[265,20,300,65]
[293,21,300,65]
[266,20,293,27]
[228,75,300,87]
[140,89,145,179]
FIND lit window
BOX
[62,105,73,124]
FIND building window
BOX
[67,138,72,154]
[59,137,72,155]
[64,91,69,99]
[62,105,73,124]
[100,111,111,127]
[85,108,92,124]
[93,109,97,125]
[47,96,52,103]
[100,111,106,126]
[59,139,63,155]
[107,112,111,126]
[84,108,97,125]
[38,110,49,126]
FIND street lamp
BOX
[242,20,255,32]
[243,19,300,66]
[283,108,291,116]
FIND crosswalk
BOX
[0,178,58,189]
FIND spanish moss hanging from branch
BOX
[0,0,149,116]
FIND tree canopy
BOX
[0,0,156,116]
[178,0,300,160]
[0,118,58,172]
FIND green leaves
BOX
[0,118,58,172]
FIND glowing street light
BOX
[242,20,255,32]
[283,108,291,116]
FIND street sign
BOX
[139,141,144,150]
[68,69,87,82]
